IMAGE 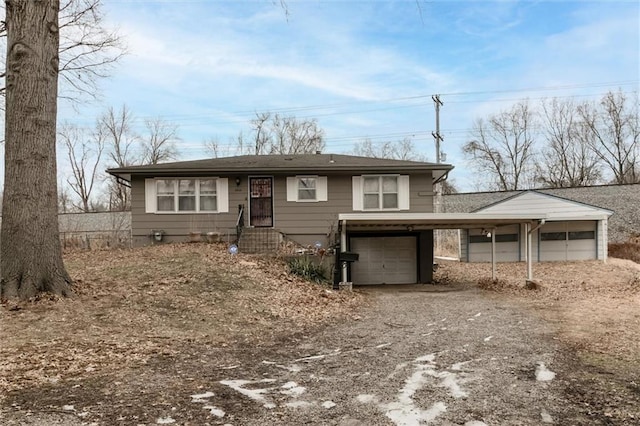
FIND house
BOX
[107,153,454,285]
[460,191,614,263]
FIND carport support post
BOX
[491,227,496,280]
[526,222,533,281]
[341,220,348,283]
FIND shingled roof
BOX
[107,153,453,182]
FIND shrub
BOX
[608,242,640,264]
[288,256,328,283]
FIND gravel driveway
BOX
[1,283,609,425]
[196,284,584,426]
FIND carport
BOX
[338,213,547,286]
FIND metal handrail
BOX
[235,204,245,242]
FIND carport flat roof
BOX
[338,212,547,229]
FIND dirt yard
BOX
[1,245,639,425]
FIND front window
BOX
[298,177,316,201]
[199,179,217,211]
[156,178,218,212]
[178,179,196,211]
[156,180,175,212]
[363,176,398,210]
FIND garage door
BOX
[468,225,520,262]
[350,236,417,285]
[539,221,596,261]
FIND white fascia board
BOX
[338,213,546,223]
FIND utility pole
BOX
[431,94,444,164]
[432,94,444,256]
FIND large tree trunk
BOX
[1,0,72,299]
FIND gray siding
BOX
[131,172,434,247]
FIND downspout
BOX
[527,219,545,281]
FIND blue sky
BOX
[55,0,639,191]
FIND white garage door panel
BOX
[351,236,417,285]
[539,221,596,261]
[468,225,519,262]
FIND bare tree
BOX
[203,137,222,158]
[1,0,73,299]
[535,98,602,188]
[578,90,640,184]
[0,0,125,103]
[352,137,426,161]
[141,118,179,164]
[463,101,537,191]
[237,112,325,155]
[58,180,73,213]
[99,105,139,210]
[59,122,104,211]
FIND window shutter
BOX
[352,176,363,211]
[398,175,410,210]
[286,177,297,201]
[317,176,328,202]
[145,179,156,213]
[217,178,229,213]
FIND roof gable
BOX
[475,190,613,220]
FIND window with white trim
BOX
[286,176,328,202]
[298,177,316,200]
[146,178,227,213]
[363,176,398,209]
[352,175,410,211]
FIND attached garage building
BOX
[461,191,613,263]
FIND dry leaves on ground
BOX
[0,244,364,396]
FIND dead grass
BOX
[435,258,640,362]
[0,244,364,397]
[609,241,640,264]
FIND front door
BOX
[249,177,273,227]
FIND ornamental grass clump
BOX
[288,256,328,283]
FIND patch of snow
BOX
[536,363,556,382]
[484,336,493,342]
[191,391,215,402]
[387,362,409,379]
[220,365,239,370]
[467,318,475,321]
[156,417,176,424]
[322,401,337,409]
[385,401,447,425]
[441,318,447,322]
[451,360,473,371]
[474,312,482,317]
[294,354,326,362]
[541,408,554,423]
[375,343,392,348]
[203,406,225,418]
[219,379,277,408]
[261,360,276,365]
[276,364,302,373]
[465,421,488,426]
[284,400,313,408]
[62,405,75,411]
[414,354,436,363]
[441,327,448,331]
[280,381,306,397]
[427,323,435,327]
[356,394,378,403]
[439,373,468,398]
